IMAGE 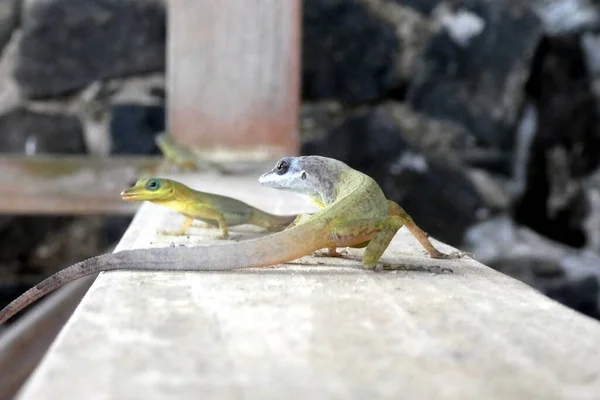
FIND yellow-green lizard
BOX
[0,156,467,324]
[121,177,297,238]
[155,132,231,174]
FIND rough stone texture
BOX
[15,0,166,98]
[301,0,402,103]
[109,104,165,154]
[406,0,543,152]
[301,102,485,246]
[361,0,432,83]
[0,107,85,154]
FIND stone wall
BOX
[0,0,165,156]
[1,0,600,319]
[305,0,600,320]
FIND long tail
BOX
[0,221,329,324]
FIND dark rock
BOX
[26,217,108,272]
[0,282,32,319]
[0,216,73,265]
[467,169,513,211]
[583,168,600,253]
[406,0,543,152]
[300,101,352,143]
[545,276,600,319]
[0,0,19,52]
[0,107,85,154]
[301,0,401,103]
[102,216,134,244]
[109,104,165,154]
[301,102,485,246]
[515,36,600,248]
[582,32,600,78]
[0,215,120,320]
[378,102,476,158]
[394,0,442,15]
[15,0,166,98]
[149,86,166,101]
[464,216,600,320]
[302,101,477,165]
[383,153,486,246]
[302,106,413,171]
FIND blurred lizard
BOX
[155,132,231,174]
[0,156,468,324]
[121,177,297,239]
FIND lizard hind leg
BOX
[285,213,312,230]
[327,217,404,267]
[312,247,348,258]
[318,240,370,259]
[387,200,470,259]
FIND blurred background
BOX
[0,0,599,322]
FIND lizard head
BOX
[258,156,334,203]
[121,178,176,201]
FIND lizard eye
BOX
[301,171,307,180]
[146,179,161,191]
[275,159,289,175]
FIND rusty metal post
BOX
[167,0,301,162]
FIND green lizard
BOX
[121,177,297,238]
[0,156,467,324]
[155,132,230,174]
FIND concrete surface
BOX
[14,173,600,400]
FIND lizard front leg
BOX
[216,217,229,239]
[159,216,194,236]
[183,204,230,240]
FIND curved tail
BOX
[0,221,329,324]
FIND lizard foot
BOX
[372,262,453,274]
[312,248,348,258]
[430,250,472,259]
[258,264,282,269]
[157,229,187,236]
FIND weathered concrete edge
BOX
[14,173,600,398]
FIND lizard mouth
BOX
[120,192,140,200]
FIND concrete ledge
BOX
[13,173,600,399]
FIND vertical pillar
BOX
[167,0,301,161]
